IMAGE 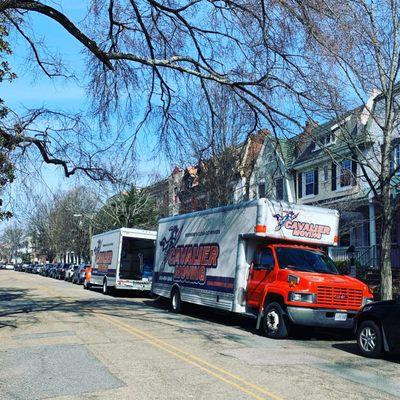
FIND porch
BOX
[329,245,400,269]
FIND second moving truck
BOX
[152,199,374,338]
[89,228,156,294]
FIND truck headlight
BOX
[288,292,316,303]
[362,297,374,305]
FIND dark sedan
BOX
[355,296,400,357]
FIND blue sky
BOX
[0,2,172,224]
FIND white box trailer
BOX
[90,227,157,294]
[152,198,340,313]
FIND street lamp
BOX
[73,213,94,263]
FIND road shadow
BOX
[0,280,251,345]
[145,296,258,333]
[332,342,400,363]
[0,276,363,344]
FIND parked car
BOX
[5,264,15,270]
[355,296,400,357]
[58,263,71,280]
[72,264,88,285]
[32,265,42,274]
[65,265,78,281]
[40,264,51,276]
[25,264,35,273]
[49,263,61,278]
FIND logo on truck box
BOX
[273,211,331,240]
[93,240,113,273]
[159,225,220,285]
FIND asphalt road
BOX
[0,270,399,400]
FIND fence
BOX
[329,245,400,269]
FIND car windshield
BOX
[275,247,339,275]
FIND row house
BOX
[145,166,184,218]
[250,94,400,268]
[178,131,267,213]
[146,92,399,269]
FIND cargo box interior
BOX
[119,237,155,280]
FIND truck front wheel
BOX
[261,302,290,339]
[170,288,181,313]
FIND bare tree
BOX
[1,223,25,262]
[28,187,98,262]
[175,85,258,208]
[2,0,399,300]
[276,0,400,299]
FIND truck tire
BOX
[102,279,109,295]
[357,320,383,358]
[170,288,181,313]
[261,302,290,339]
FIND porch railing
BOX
[329,245,400,269]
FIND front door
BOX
[246,247,275,309]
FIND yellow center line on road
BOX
[23,279,283,400]
[95,312,284,400]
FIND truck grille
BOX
[317,286,363,309]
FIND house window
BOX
[325,131,337,146]
[258,182,266,198]
[323,165,329,182]
[304,171,314,196]
[339,159,352,187]
[391,145,400,174]
[275,178,284,200]
[391,224,398,244]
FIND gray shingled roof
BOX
[291,108,363,167]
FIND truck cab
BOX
[247,244,374,338]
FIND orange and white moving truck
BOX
[152,199,373,338]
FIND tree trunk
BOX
[380,207,393,300]
[380,119,394,301]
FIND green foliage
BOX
[93,186,158,234]
[21,253,31,263]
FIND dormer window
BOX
[324,131,337,146]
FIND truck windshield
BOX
[275,247,339,275]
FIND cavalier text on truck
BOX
[152,199,374,338]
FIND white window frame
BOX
[322,165,329,182]
[392,145,400,175]
[303,170,315,197]
[325,130,337,146]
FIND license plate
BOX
[334,313,347,321]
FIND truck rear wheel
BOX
[102,279,110,295]
[261,302,290,339]
[170,288,181,313]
